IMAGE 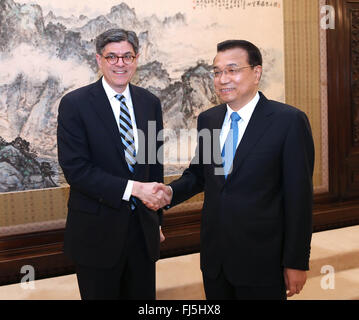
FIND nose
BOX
[115,57,126,67]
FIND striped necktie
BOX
[221,112,241,179]
[115,94,136,173]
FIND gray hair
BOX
[95,28,139,55]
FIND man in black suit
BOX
[57,29,166,300]
[152,40,314,300]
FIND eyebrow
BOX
[104,51,134,56]
[212,63,239,69]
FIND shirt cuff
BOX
[164,185,173,210]
[167,185,173,197]
[123,180,134,201]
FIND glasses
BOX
[210,65,254,78]
[102,54,136,65]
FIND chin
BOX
[112,81,128,90]
[217,92,234,102]
[219,97,234,104]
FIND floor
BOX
[0,225,359,300]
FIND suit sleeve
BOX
[57,94,128,210]
[281,110,315,270]
[169,113,205,207]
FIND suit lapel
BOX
[89,78,128,166]
[226,92,275,183]
[130,84,148,145]
[209,104,227,187]
[129,84,148,179]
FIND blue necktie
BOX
[115,94,136,173]
[221,112,241,179]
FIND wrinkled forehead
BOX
[212,48,249,69]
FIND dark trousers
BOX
[75,211,156,300]
[203,268,287,300]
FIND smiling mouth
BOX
[114,70,126,75]
[220,88,234,93]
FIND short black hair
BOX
[217,40,262,67]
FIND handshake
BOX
[132,181,173,211]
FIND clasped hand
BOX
[132,182,172,211]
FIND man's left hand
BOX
[284,268,307,297]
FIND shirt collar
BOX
[102,77,131,102]
[226,92,260,123]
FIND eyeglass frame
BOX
[102,53,137,65]
[210,65,255,79]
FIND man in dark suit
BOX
[152,40,314,300]
[57,28,166,300]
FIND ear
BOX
[253,65,263,84]
[95,54,102,69]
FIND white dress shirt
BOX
[167,93,260,199]
[102,77,137,201]
[219,92,260,152]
